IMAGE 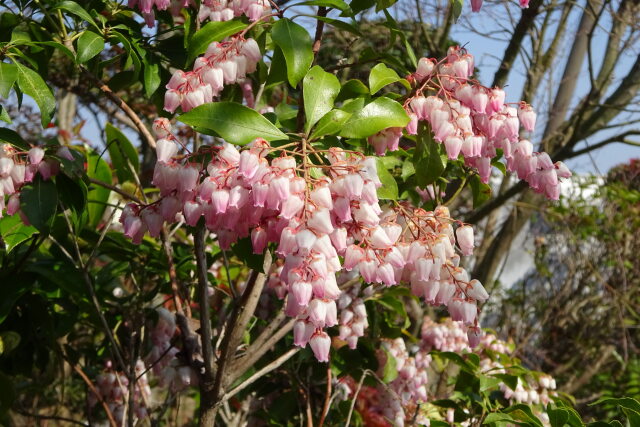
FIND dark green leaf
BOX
[143,60,161,97]
[86,150,112,228]
[298,0,351,12]
[414,122,445,187]
[336,79,369,102]
[0,213,36,253]
[470,175,492,207]
[271,19,314,87]
[303,65,341,132]
[548,408,570,427]
[0,128,27,150]
[187,20,248,63]
[0,62,18,98]
[14,62,55,127]
[53,1,99,29]
[76,30,104,63]
[106,123,140,183]
[479,374,503,392]
[0,331,20,355]
[231,237,266,273]
[369,63,401,94]
[179,102,287,144]
[19,177,58,232]
[339,97,409,138]
[376,157,398,200]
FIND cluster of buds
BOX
[164,37,261,113]
[128,0,191,27]
[91,360,151,424]
[0,144,71,220]
[369,46,571,200]
[198,0,271,23]
[421,317,472,353]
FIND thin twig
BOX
[345,370,370,426]
[317,362,332,427]
[88,177,144,204]
[72,364,118,427]
[219,347,300,404]
[81,67,156,149]
[13,409,89,427]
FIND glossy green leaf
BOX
[0,106,10,124]
[470,175,491,207]
[0,63,18,98]
[86,150,112,228]
[303,66,341,132]
[0,128,28,150]
[19,177,58,232]
[14,62,55,127]
[106,123,139,183]
[76,31,104,63]
[376,157,398,200]
[53,1,99,29]
[0,213,37,253]
[548,408,570,427]
[143,60,161,97]
[451,0,463,21]
[369,63,401,94]
[414,122,445,187]
[298,0,351,12]
[187,20,248,63]
[339,97,409,138]
[310,109,352,139]
[381,347,398,383]
[179,102,287,144]
[271,19,314,87]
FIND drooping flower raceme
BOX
[368,46,571,200]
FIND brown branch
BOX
[312,7,328,58]
[13,409,89,427]
[194,223,217,426]
[72,364,118,427]
[88,177,143,204]
[318,363,332,427]
[81,67,156,150]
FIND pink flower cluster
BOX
[122,118,487,362]
[91,360,151,423]
[369,46,571,200]
[164,37,261,113]
[337,280,372,349]
[0,144,71,220]
[128,0,190,27]
[198,0,271,23]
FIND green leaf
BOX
[86,150,112,228]
[106,123,140,183]
[0,63,18,98]
[369,63,401,94]
[590,397,640,413]
[484,413,515,425]
[479,374,503,392]
[303,66,341,132]
[376,157,398,200]
[143,60,161,97]
[19,177,58,232]
[339,97,409,138]
[76,30,104,63]
[414,122,445,187]
[0,213,37,253]
[0,106,10,124]
[271,19,314,87]
[179,102,287,144]
[310,109,352,139]
[0,331,20,355]
[0,128,27,150]
[336,79,369,102]
[470,175,491,207]
[231,237,266,273]
[298,0,351,12]
[375,0,398,12]
[381,347,398,383]
[53,1,99,29]
[187,20,248,63]
[451,0,463,21]
[14,62,55,127]
[548,408,570,427]
[503,404,544,427]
